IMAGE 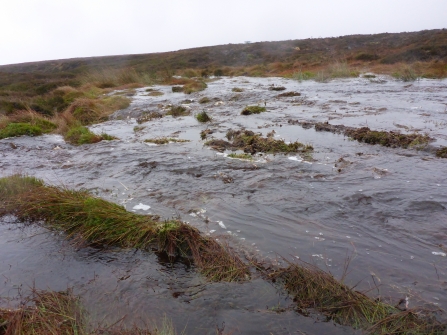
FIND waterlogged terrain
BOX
[1,76,447,334]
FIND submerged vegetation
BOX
[0,289,177,335]
[436,146,447,158]
[205,129,313,155]
[0,175,249,282]
[144,137,190,145]
[266,261,445,335]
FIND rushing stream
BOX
[1,76,447,334]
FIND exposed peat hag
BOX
[205,129,313,155]
[0,175,248,282]
[291,120,436,152]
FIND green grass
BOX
[0,175,249,282]
[64,125,116,145]
[0,122,43,139]
[196,110,211,122]
[241,106,266,115]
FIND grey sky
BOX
[1,0,446,66]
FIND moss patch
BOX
[241,106,267,115]
[0,122,43,139]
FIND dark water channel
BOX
[1,76,447,334]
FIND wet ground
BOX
[1,76,447,334]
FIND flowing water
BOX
[1,76,447,334]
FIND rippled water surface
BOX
[1,76,447,334]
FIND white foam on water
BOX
[132,203,151,211]
[217,221,226,229]
[432,252,446,257]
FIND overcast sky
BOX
[1,0,446,66]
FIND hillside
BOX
[0,29,446,117]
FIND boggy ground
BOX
[1,76,447,334]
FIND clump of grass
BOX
[232,87,244,92]
[196,110,211,122]
[393,65,419,81]
[0,289,85,335]
[199,97,211,104]
[0,122,43,139]
[205,129,313,155]
[346,127,432,148]
[64,125,116,145]
[172,86,184,93]
[183,80,207,94]
[0,110,57,139]
[241,106,266,115]
[166,105,190,117]
[137,111,163,124]
[227,153,253,160]
[200,129,213,140]
[268,261,445,334]
[0,175,249,282]
[277,91,301,97]
[134,125,146,132]
[436,146,447,158]
[65,96,130,126]
[268,86,286,91]
[144,137,190,145]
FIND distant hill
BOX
[0,29,446,117]
[1,29,446,75]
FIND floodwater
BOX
[1,76,447,334]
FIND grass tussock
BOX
[64,125,116,145]
[269,262,445,334]
[0,110,56,139]
[436,146,447,158]
[183,80,207,94]
[0,175,248,282]
[144,138,190,145]
[196,110,211,123]
[166,105,190,117]
[232,87,244,92]
[198,97,211,104]
[241,106,266,115]
[205,129,313,155]
[137,111,163,124]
